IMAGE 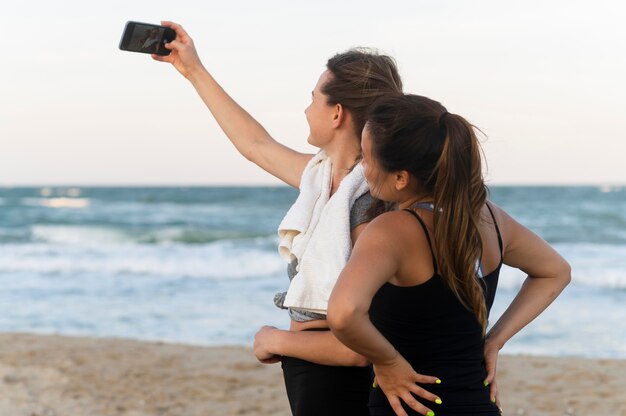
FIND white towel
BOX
[278,150,369,313]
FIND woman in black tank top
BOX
[328,94,571,416]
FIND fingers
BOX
[414,373,441,385]
[387,396,408,416]
[151,53,171,63]
[490,381,502,412]
[261,356,282,364]
[163,39,184,50]
[407,383,441,406]
[483,367,494,386]
[489,380,497,403]
[483,356,498,409]
[483,343,499,387]
[400,391,435,416]
[160,21,190,42]
[484,362,496,386]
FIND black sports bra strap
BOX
[403,209,438,273]
[485,202,504,259]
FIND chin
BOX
[306,136,323,149]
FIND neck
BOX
[397,194,434,210]
[323,131,361,174]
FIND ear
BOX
[331,103,349,129]
[394,171,411,191]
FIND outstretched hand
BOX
[151,21,205,79]
[372,352,442,416]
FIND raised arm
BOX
[152,21,313,188]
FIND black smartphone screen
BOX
[119,21,176,56]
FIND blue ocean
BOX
[0,186,624,358]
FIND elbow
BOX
[326,309,348,334]
[545,260,572,300]
[561,260,572,287]
[241,143,258,163]
[552,255,572,287]
[327,301,356,335]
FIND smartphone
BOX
[119,21,176,56]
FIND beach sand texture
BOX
[0,333,624,416]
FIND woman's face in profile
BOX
[360,125,375,185]
[304,70,336,148]
[361,125,394,201]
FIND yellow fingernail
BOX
[372,382,377,388]
[436,379,442,384]
[491,397,496,403]
[484,381,490,387]
[426,412,435,416]
[435,398,442,405]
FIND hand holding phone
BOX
[119,21,176,56]
[148,21,206,80]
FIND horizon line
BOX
[1,183,625,188]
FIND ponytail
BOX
[366,94,489,332]
[432,112,488,333]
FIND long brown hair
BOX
[367,94,489,332]
[323,48,403,138]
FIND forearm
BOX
[329,312,398,366]
[487,273,570,348]
[270,329,368,367]
[187,67,273,162]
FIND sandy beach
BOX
[0,333,624,416]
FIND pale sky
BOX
[1,0,624,186]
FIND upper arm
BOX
[348,193,375,246]
[350,222,368,247]
[497,205,571,278]
[330,216,402,318]
[249,139,314,188]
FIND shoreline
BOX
[0,333,624,416]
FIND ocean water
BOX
[0,186,624,358]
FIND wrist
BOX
[186,63,209,83]
[267,328,285,356]
[371,348,399,367]
[485,331,505,350]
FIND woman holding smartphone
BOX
[327,94,571,416]
[152,22,440,416]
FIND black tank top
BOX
[368,204,503,416]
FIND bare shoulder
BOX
[484,200,505,220]
[357,210,426,250]
[484,201,516,231]
[484,200,529,251]
[346,210,425,284]
[366,210,420,232]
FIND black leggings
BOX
[281,330,370,416]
